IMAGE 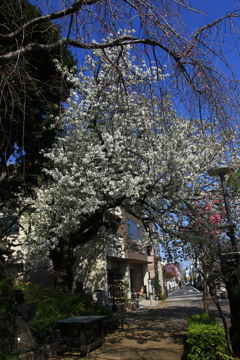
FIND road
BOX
[168,284,203,300]
[166,284,231,328]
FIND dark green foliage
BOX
[24,283,111,344]
[0,277,16,359]
[151,275,162,295]
[186,314,230,360]
[151,261,162,295]
[0,0,76,190]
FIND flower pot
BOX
[159,294,165,300]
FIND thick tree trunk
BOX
[49,238,76,291]
[48,212,107,291]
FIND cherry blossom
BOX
[22,42,239,288]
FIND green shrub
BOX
[186,314,230,360]
[23,283,111,344]
[188,313,217,326]
[0,276,16,359]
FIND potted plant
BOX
[151,275,162,299]
[146,292,151,300]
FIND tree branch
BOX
[0,0,99,44]
[0,35,185,65]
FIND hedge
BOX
[186,314,231,360]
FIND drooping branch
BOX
[0,0,99,44]
[0,35,188,66]
[1,0,240,129]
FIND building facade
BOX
[2,207,165,308]
[72,209,165,307]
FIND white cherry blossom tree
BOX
[23,43,239,290]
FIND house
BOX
[72,209,165,308]
[1,206,165,309]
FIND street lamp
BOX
[208,165,240,287]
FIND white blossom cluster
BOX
[23,40,239,257]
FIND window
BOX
[127,219,138,240]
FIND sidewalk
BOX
[52,296,230,360]
[86,296,204,360]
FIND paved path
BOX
[54,296,230,360]
[87,297,206,360]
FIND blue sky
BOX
[184,0,239,21]
[183,1,240,72]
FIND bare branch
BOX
[0,0,99,44]
[0,35,185,65]
[1,0,240,137]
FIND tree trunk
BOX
[202,263,209,315]
[221,256,240,355]
[202,277,209,315]
[209,283,233,357]
[49,238,76,291]
[221,256,240,356]
[48,212,107,291]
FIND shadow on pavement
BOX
[84,299,231,360]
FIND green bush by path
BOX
[186,314,230,360]
[23,283,111,344]
[188,313,217,326]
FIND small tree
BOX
[184,198,226,312]
[164,264,179,280]
[182,196,235,355]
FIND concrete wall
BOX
[72,239,108,295]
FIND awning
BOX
[107,268,124,275]
[107,256,152,264]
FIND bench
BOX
[56,315,108,356]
